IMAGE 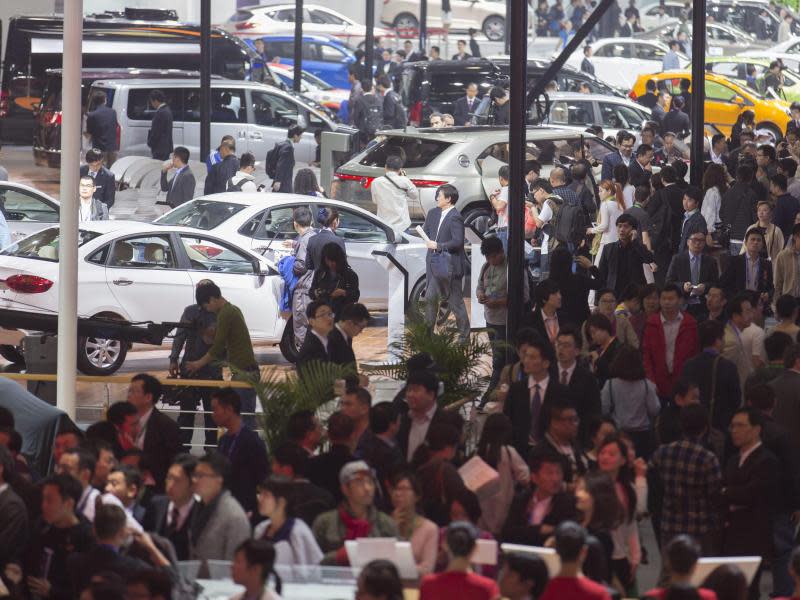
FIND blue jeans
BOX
[234,369,259,430]
[496,227,508,253]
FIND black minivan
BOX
[1,8,265,143]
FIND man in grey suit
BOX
[422,184,470,341]
[770,344,800,451]
[160,146,196,208]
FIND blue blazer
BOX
[601,151,624,182]
[422,206,466,278]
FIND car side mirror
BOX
[733,95,745,105]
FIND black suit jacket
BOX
[147,104,174,160]
[86,105,119,152]
[274,139,296,192]
[329,326,356,366]
[297,331,330,373]
[453,96,479,126]
[580,57,595,76]
[203,154,239,196]
[143,495,195,561]
[67,545,152,597]
[504,377,571,458]
[79,165,116,208]
[564,365,602,442]
[160,167,196,208]
[422,206,467,278]
[665,252,719,299]
[501,489,577,545]
[306,229,346,272]
[680,350,742,432]
[142,408,182,493]
[0,486,28,566]
[722,444,780,557]
[397,407,447,462]
[628,158,651,187]
[719,253,774,301]
[306,444,355,503]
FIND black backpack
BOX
[386,90,407,128]
[226,175,252,192]
[360,94,384,137]
[265,142,283,179]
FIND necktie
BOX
[561,369,568,385]
[530,384,542,442]
[690,255,699,285]
[169,505,181,533]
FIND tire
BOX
[76,331,128,376]
[279,316,299,364]
[757,122,783,142]
[0,345,24,364]
[483,15,505,41]
[393,13,419,37]
[463,206,493,236]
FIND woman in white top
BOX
[253,477,323,566]
[389,471,439,575]
[589,180,626,267]
[474,413,530,536]
[741,201,785,263]
[701,163,728,236]
[596,435,643,598]
[230,539,283,600]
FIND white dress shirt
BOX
[407,403,438,462]
[435,205,455,239]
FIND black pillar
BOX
[507,0,528,344]
[365,1,375,81]
[420,0,428,54]
[200,0,211,160]
[293,0,303,92]
[505,0,512,55]
[690,0,706,186]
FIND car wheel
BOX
[77,335,128,375]
[393,13,419,37]
[279,316,299,364]
[758,123,783,142]
[463,206,494,236]
[0,345,25,365]
[483,15,505,41]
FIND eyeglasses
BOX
[314,310,334,319]
[689,237,705,243]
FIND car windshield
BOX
[155,200,247,230]
[358,136,453,168]
[1,228,101,262]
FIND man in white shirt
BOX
[58,448,100,522]
[370,155,416,235]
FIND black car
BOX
[490,57,626,99]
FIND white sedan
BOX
[0,181,61,245]
[224,3,393,48]
[154,193,429,312]
[0,221,285,374]
[565,38,689,92]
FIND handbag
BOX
[429,212,452,281]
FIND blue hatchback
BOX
[248,34,355,89]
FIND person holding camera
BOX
[370,155,416,236]
[169,279,221,449]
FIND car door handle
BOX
[249,132,263,140]
[113,279,133,286]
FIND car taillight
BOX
[5,275,54,294]
[628,90,637,100]
[409,101,422,126]
[190,244,223,258]
[410,179,449,188]
[0,90,8,118]
[49,111,62,126]
[335,172,375,189]
[235,22,256,29]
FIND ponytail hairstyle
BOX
[612,163,629,211]
[317,206,339,229]
[235,539,282,595]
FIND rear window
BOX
[1,228,101,262]
[155,199,247,230]
[228,10,254,22]
[358,136,453,169]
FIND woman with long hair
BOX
[731,110,755,149]
[613,163,635,209]
[582,416,617,470]
[308,242,360,317]
[293,168,325,197]
[588,179,626,267]
[474,414,530,536]
[389,471,438,575]
[574,470,625,585]
[701,163,728,237]
[230,539,283,599]
[253,476,323,565]
[600,346,660,459]
[548,246,602,327]
[596,434,642,596]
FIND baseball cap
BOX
[339,460,373,486]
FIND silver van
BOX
[90,78,341,162]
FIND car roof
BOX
[168,192,375,212]
[373,125,605,143]
[547,91,651,108]
[0,180,60,203]
[44,68,218,80]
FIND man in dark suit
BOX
[601,130,636,181]
[722,408,780,599]
[203,140,239,196]
[554,328,601,443]
[271,442,336,526]
[306,411,356,502]
[297,301,334,374]
[329,303,370,367]
[522,278,564,360]
[126,373,181,493]
[146,89,173,160]
[666,228,718,321]
[272,125,304,193]
[360,402,406,507]
[451,39,472,60]
[719,228,774,304]
[504,336,570,458]
[453,83,479,126]
[703,133,729,168]
[501,449,578,546]
[769,344,800,451]
[597,213,656,298]
[580,45,595,76]
[532,400,588,483]
[0,445,28,567]
[159,146,196,208]
[422,184,469,341]
[85,91,119,165]
[79,148,116,208]
[628,143,654,187]
[144,454,197,561]
[677,185,709,252]
[637,79,659,109]
[396,369,447,462]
